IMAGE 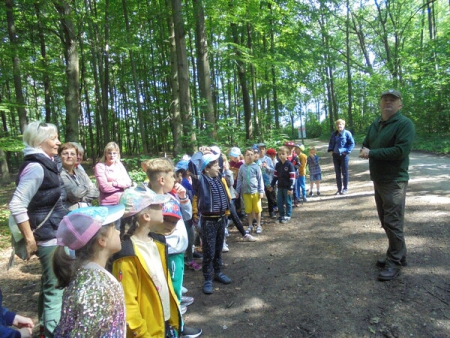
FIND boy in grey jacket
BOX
[235,148,265,234]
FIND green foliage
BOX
[0,209,11,250]
[413,134,450,155]
[0,136,24,152]
[128,170,148,184]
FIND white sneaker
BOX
[243,234,256,242]
[225,227,229,237]
[182,286,188,294]
[222,243,229,252]
[284,216,291,221]
[256,226,262,234]
[180,305,188,315]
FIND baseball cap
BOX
[56,205,125,250]
[228,147,242,157]
[295,144,305,151]
[200,152,220,171]
[162,199,182,220]
[266,148,276,156]
[284,141,295,147]
[256,143,266,148]
[381,89,402,99]
[120,184,171,218]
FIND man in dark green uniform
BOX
[360,89,415,281]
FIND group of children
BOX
[3,142,323,338]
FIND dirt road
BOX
[1,140,449,337]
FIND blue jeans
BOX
[295,175,306,199]
[277,188,293,218]
[374,181,408,268]
[332,153,349,192]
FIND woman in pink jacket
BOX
[95,142,132,205]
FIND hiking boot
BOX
[378,267,401,281]
[376,257,407,268]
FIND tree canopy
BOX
[1,0,449,160]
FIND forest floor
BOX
[1,139,450,338]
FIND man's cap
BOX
[266,148,276,156]
[56,205,125,250]
[284,141,296,147]
[175,160,189,171]
[256,143,266,148]
[120,184,171,218]
[381,89,402,99]
[162,199,182,220]
[228,147,242,157]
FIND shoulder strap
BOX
[34,200,58,232]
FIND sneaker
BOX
[317,191,320,196]
[242,234,256,242]
[182,286,188,294]
[222,243,229,252]
[309,191,313,196]
[246,225,253,234]
[180,305,188,315]
[188,260,202,271]
[181,296,194,307]
[280,218,287,224]
[225,227,229,237]
[284,216,291,221]
[256,226,262,234]
[342,189,348,194]
[269,211,276,219]
[181,325,202,338]
[335,191,342,195]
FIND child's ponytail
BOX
[53,246,76,289]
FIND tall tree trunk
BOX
[193,0,215,139]
[172,0,195,152]
[166,0,182,156]
[5,0,28,133]
[53,0,80,142]
[122,0,148,153]
[231,22,252,140]
[34,2,52,122]
[346,0,353,131]
[247,23,259,140]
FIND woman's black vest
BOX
[16,153,67,241]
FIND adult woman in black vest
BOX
[9,121,67,337]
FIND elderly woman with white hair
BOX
[9,121,68,337]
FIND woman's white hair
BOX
[23,121,58,148]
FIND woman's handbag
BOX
[8,202,58,267]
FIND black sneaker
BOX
[181,325,202,338]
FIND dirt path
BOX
[1,140,450,337]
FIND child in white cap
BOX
[53,204,126,337]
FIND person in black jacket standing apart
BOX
[360,89,415,282]
[328,119,355,195]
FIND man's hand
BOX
[359,147,370,159]
[287,190,293,195]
